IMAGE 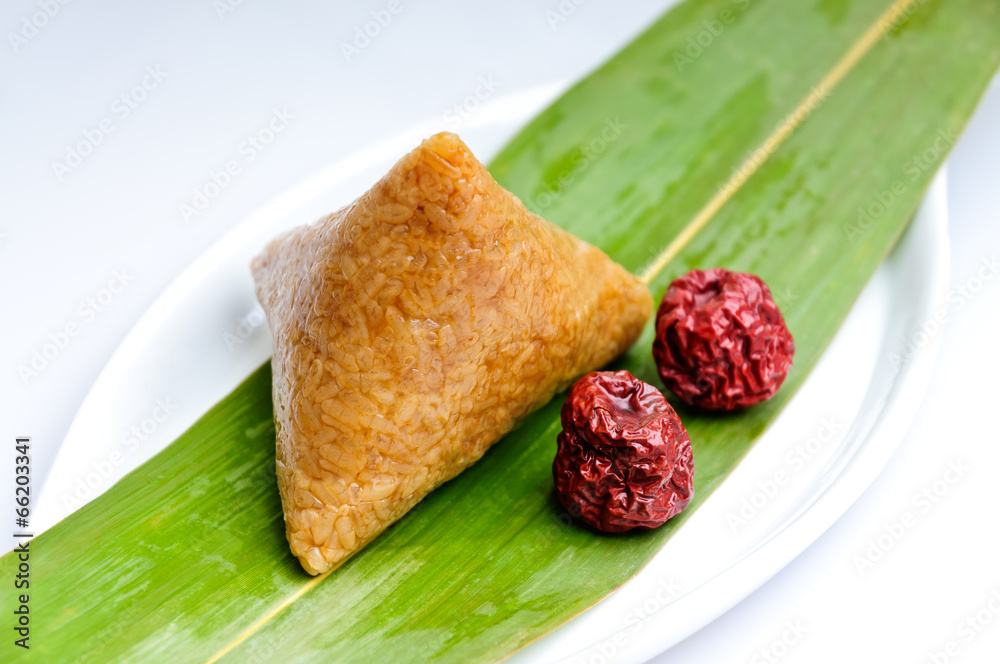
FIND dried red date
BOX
[653,268,794,411]
[552,371,694,533]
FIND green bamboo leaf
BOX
[5,0,998,661]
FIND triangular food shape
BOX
[252,132,652,575]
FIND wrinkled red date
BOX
[552,371,694,533]
[653,268,795,411]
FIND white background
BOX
[2,1,999,662]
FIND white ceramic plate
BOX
[35,83,948,663]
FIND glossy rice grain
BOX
[252,132,652,575]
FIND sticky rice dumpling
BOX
[252,132,651,575]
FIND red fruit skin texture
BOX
[653,268,795,411]
[552,371,694,533]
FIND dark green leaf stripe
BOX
[4,0,997,661]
